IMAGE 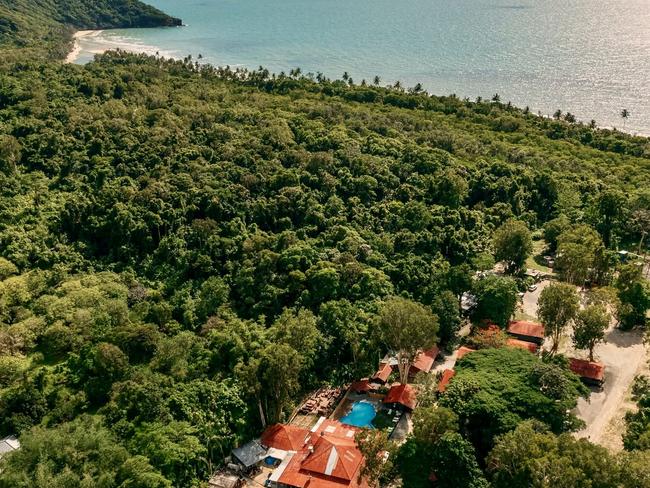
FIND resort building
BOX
[383,383,417,412]
[569,358,606,387]
[506,320,545,345]
[371,362,393,384]
[260,418,369,488]
[409,346,440,379]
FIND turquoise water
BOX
[75,0,650,135]
[340,401,376,428]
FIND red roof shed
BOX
[569,358,605,385]
[507,321,545,344]
[506,338,539,353]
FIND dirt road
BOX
[573,326,647,445]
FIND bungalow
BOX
[265,418,369,488]
[507,320,545,346]
[456,346,475,360]
[506,338,539,354]
[409,346,440,379]
[569,358,606,387]
[383,383,417,412]
[437,369,455,394]
[371,362,393,384]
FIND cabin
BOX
[506,338,539,354]
[383,384,417,412]
[507,320,545,346]
[409,346,440,379]
[569,358,606,387]
[371,362,393,384]
[437,369,456,394]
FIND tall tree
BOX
[573,304,609,361]
[376,297,438,384]
[470,275,519,327]
[556,224,607,285]
[493,219,533,274]
[488,420,619,488]
[538,282,580,354]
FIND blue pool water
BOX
[340,401,376,428]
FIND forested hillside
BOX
[0,0,180,60]
[0,1,649,487]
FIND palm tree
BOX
[373,75,381,86]
[553,109,562,120]
[491,93,500,103]
[342,71,349,81]
[589,119,597,129]
[621,109,630,128]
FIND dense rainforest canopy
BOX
[0,1,649,487]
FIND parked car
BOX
[527,284,537,292]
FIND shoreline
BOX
[62,31,649,138]
[65,30,103,64]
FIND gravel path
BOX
[573,326,647,445]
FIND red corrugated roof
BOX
[507,321,544,339]
[437,369,455,393]
[569,358,605,381]
[349,379,371,393]
[261,424,310,451]
[301,436,362,481]
[411,346,440,373]
[506,338,539,353]
[383,383,417,410]
[456,346,476,359]
[275,419,368,488]
[372,363,392,383]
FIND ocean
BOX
[73,0,650,135]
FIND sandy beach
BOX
[65,30,103,64]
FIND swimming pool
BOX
[340,401,376,428]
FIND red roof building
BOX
[569,358,606,386]
[437,369,455,394]
[506,338,539,354]
[349,379,371,394]
[261,424,310,451]
[456,346,476,360]
[383,383,417,411]
[371,363,393,384]
[410,346,440,377]
[507,321,545,345]
[269,418,369,488]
